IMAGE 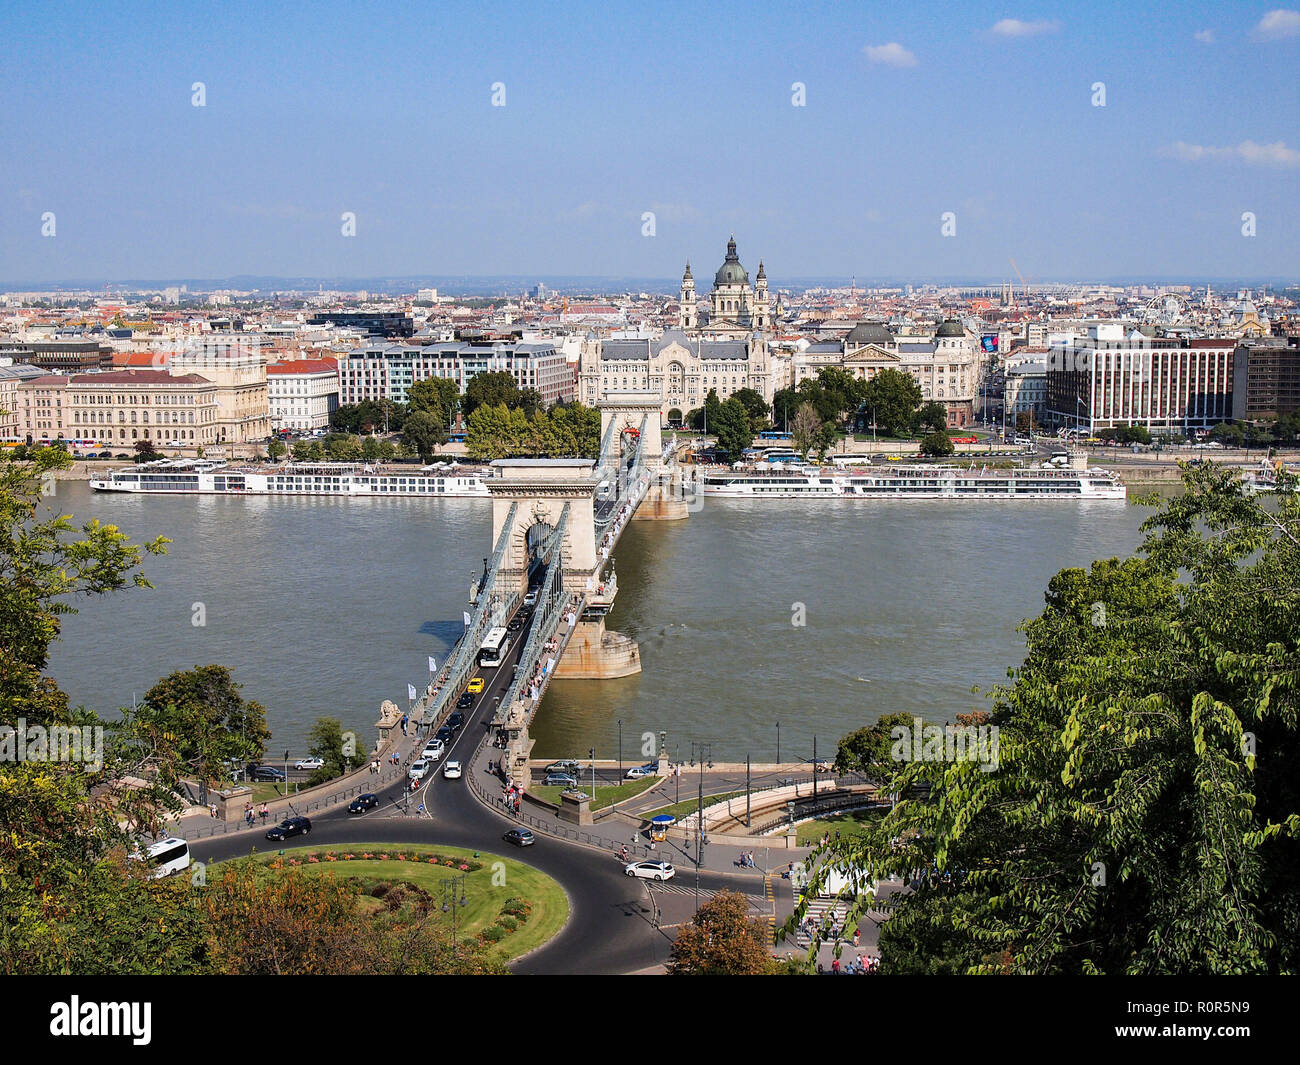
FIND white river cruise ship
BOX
[702,460,1126,500]
[90,459,491,498]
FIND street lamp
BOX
[618,718,623,778]
[776,722,781,764]
[589,747,596,797]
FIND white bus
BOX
[479,626,511,668]
[133,836,192,879]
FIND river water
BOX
[46,481,1150,763]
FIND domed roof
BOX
[714,236,749,287]
[935,319,966,338]
[846,321,892,345]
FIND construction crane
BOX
[1008,258,1035,308]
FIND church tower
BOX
[754,260,770,330]
[678,262,697,330]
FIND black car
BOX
[348,793,379,815]
[456,691,475,710]
[250,765,286,782]
[503,828,535,847]
[506,616,523,633]
[435,726,454,745]
[266,816,311,840]
[446,712,464,731]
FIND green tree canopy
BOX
[463,371,521,416]
[919,430,954,457]
[861,368,923,437]
[799,465,1300,975]
[711,397,754,463]
[403,411,447,461]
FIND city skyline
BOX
[2,1,1297,284]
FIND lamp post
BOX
[440,873,469,958]
[694,742,713,914]
[618,718,623,778]
[776,722,781,765]
[589,747,596,797]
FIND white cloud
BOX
[1254,9,1300,38]
[1194,29,1215,43]
[1164,140,1300,167]
[989,18,1060,37]
[863,42,918,67]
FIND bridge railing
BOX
[495,504,571,727]
[419,501,520,729]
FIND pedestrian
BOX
[208,802,217,818]
[260,802,269,823]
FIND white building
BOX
[267,358,339,431]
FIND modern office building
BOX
[336,341,574,407]
[1231,336,1300,422]
[1045,325,1235,432]
[307,311,415,338]
[0,339,114,372]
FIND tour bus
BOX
[479,626,511,668]
[132,837,192,879]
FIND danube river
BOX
[48,481,1151,763]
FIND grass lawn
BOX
[797,807,884,846]
[529,776,657,811]
[640,790,745,823]
[264,844,569,963]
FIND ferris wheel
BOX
[1142,292,1190,323]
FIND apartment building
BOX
[267,358,339,431]
[65,370,221,447]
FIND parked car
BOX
[422,739,446,761]
[294,757,324,771]
[503,828,535,847]
[251,765,286,782]
[625,860,675,881]
[265,816,311,841]
[545,759,584,776]
[442,760,463,779]
[408,759,430,781]
[446,712,465,731]
[457,691,475,710]
[348,793,379,814]
[543,773,578,788]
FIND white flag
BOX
[463,611,472,626]
[428,655,437,673]
[407,683,417,701]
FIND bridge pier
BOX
[552,615,641,679]
[632,470,692,520]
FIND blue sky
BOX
[1,0,1297,284]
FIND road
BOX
[189,600,763,974]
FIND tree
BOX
[809,465,1300,974]
[919,430,954,457]
[1210,422,1244,447]
[772,387,799,430]
[403,411,447,462]
[790,403,821,460]
[862,369,923,437]
[267,438,288,462]
[834,712,916,789]
[731,387,771,430]
[134,438,159,460]
[915,401,948,435]
[463,371,521,416]
[305,716,366,786]
[407,376,459,425]
[711,398,754,463]
[135,665,270,793]
[669,890,779,974]
[361,436,382,463]
[813,420,838,461]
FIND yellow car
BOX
[467,677,485,694]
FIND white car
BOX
[442,760,462,779]
[408,759,430,781]
[422,739,446,762]
[625,860,675,881]
[294,757,324,771]
[624,765,655,779]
